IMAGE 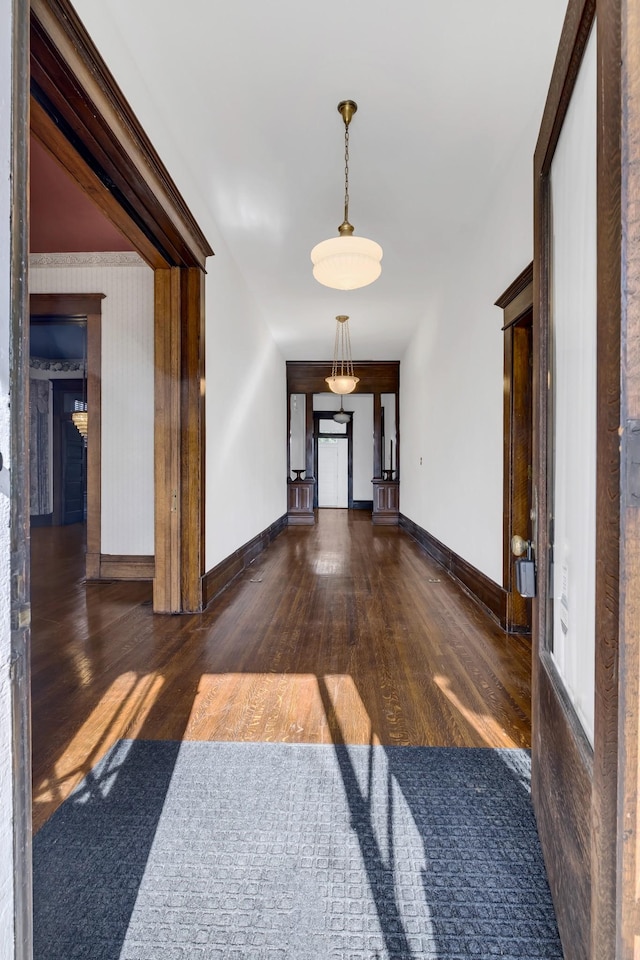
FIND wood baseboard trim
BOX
[399,514,508,627]
[351,500,373,511]
[89,554,155,580]
[202,513,288,607]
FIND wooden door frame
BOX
[29,0,213,613]
[29,293,103,576]
[496,265,534,634]
[313,410,354,509]
[533,1,625,957]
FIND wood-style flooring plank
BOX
[30,512,531,831]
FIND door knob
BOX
[511,534,530,557]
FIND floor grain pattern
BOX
[31,510,531,831]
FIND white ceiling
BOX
[68,0,567,359]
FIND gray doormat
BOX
[34,741,563,959]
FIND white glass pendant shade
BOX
[325,375,359,395]
[333,408,351,423]
[311,235,383,291]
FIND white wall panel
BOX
[30,253,154,555]
[400,103,540,583]
[549,27,597,744]
[204,255,286,570]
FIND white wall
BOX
[400,117,540,584]
[314,393,374,501]
[30,252,154,555]
[0,0,16,954]
[204,253,286,569]
[549,27,597,744]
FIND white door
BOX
[317,437,348,507]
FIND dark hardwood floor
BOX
[30,511,531,831]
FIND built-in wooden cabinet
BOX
[287,478,315,524]
[372,479,400,524]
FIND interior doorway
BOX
[313,411,353,509]
[496,265,534,634]
[317,438,348,507]
[29,314,88,530]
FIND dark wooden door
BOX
[52,380,86,526]
[61,418,85,524]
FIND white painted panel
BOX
[203,257,286,570]
[399,84,543,583]
[0,0,15,952]
[318,438,348,507]
[30,253,154,555]
[314,393,374,502]
[549,26,597,744]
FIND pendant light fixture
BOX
[326,315,359,395]
[333,404,351,424]
[311,100,383,291]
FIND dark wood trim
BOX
[351,500,373,511]
[29,0,213,269]
[287,361,399,395]
[612,0,640,955]
[313,410,353,508]
[180,268,205,611]
[95,554,155,580]
[399,514,508,626]
[30,1,210,614]
[591,2,622,956]
[11,0,33,956]
[498,271,534,636]
[202,514,287,607]
[30,99,166,270]
[154,269,181,613]
[534,0,597,176]
[535,651,593,960]
[29,293,105,316]
[29,513,53,528]
[153,266,206,613]
[30,293,102,579]
[494,262,534,310]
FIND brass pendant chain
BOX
[344,120,350,226]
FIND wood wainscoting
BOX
[202,514,288,607]
[399,514,508,628]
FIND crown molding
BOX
[29,251,145,268]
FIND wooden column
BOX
[180,268,205,613]
[154,267,204,613]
